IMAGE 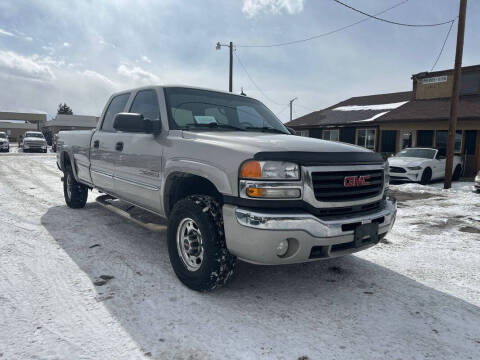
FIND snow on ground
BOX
[0,154,479,360]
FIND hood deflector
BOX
[254,151,384,166]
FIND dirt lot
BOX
[0,153,479,360]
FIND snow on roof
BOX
[332,101,409,112]
[353,111,390,123]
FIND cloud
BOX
[0,28,15,37]
[0,50,55,81]
[242,0,304,17]
[117,64,161,85]
[63,42,71,47]
[140,55,151,64]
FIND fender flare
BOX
[59,150,81,182]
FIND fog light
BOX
[276,239,289,257]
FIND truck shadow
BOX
[40,203,480,359]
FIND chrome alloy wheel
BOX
[176,218,204,271]
[66,173,73,199]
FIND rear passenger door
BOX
[90,93,130,194]
[113,89,163,212]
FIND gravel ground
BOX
[0,153,479,360]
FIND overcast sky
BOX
[0,0,478,122]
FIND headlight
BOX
[407,166,422,170]
[240,160,300,180]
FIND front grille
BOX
[311,169,384,202]
[389,166,406,173]
[314,201,382,217]
[25,142,43,147]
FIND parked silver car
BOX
[57,86,396,291]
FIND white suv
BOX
[0,132,9,152]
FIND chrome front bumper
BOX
[223,198,396,265]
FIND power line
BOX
[237,0,408,48]
[333,0,455,27]
[234,51,286,106]
[430,19,456,71]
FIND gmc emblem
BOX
[344,175,371,187]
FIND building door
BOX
[380,130,397,154]
[464,130,477,176]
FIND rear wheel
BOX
[420,168,432,185]
[452,165,462,181]
[63,165,88,208]
[167,195,236,291]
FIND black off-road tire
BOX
[452,165,462,181]
[420,168,432,185]
[167,195,237,291]
[63,165,88,208]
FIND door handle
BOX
[115,142,124,152]
[93,140,99,148]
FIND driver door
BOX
[113,89,163,212]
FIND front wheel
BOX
[63,165,88,208]
[167,195,237,291]
[420,168,432,185]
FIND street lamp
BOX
[216,41,233,92]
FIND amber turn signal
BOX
[240,160,262,179]
[246,187,264,197]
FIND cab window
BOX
[101,93,130,132]
[129,90,160,121]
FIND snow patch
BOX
[333,101,408,111]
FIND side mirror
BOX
[287,127,297,135]
[113,113,161,135]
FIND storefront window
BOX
[356,128,376,150]
[435,130,462,153]
[400,131,414,149]
[322,129,339,141]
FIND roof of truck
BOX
[111,85,258,101]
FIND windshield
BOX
[25,133,44,138]
[395,148,436,159]
[164,87,289,134]
[0,133,6,138]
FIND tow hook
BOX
[61,176,64,182]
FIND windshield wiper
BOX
[244,126,287,134]
[183,123,246,131]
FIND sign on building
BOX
[421,76,448,85]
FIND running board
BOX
[96,194,167,232]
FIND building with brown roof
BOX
[286,65,480,176]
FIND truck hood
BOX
[388,157,428,167]
[182,131,369,155]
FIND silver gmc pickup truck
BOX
[57,86,396,291]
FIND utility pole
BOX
[229,41,233,93]
[289,97,298,122]
[444,0,467,189]
[216,42,233,92]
